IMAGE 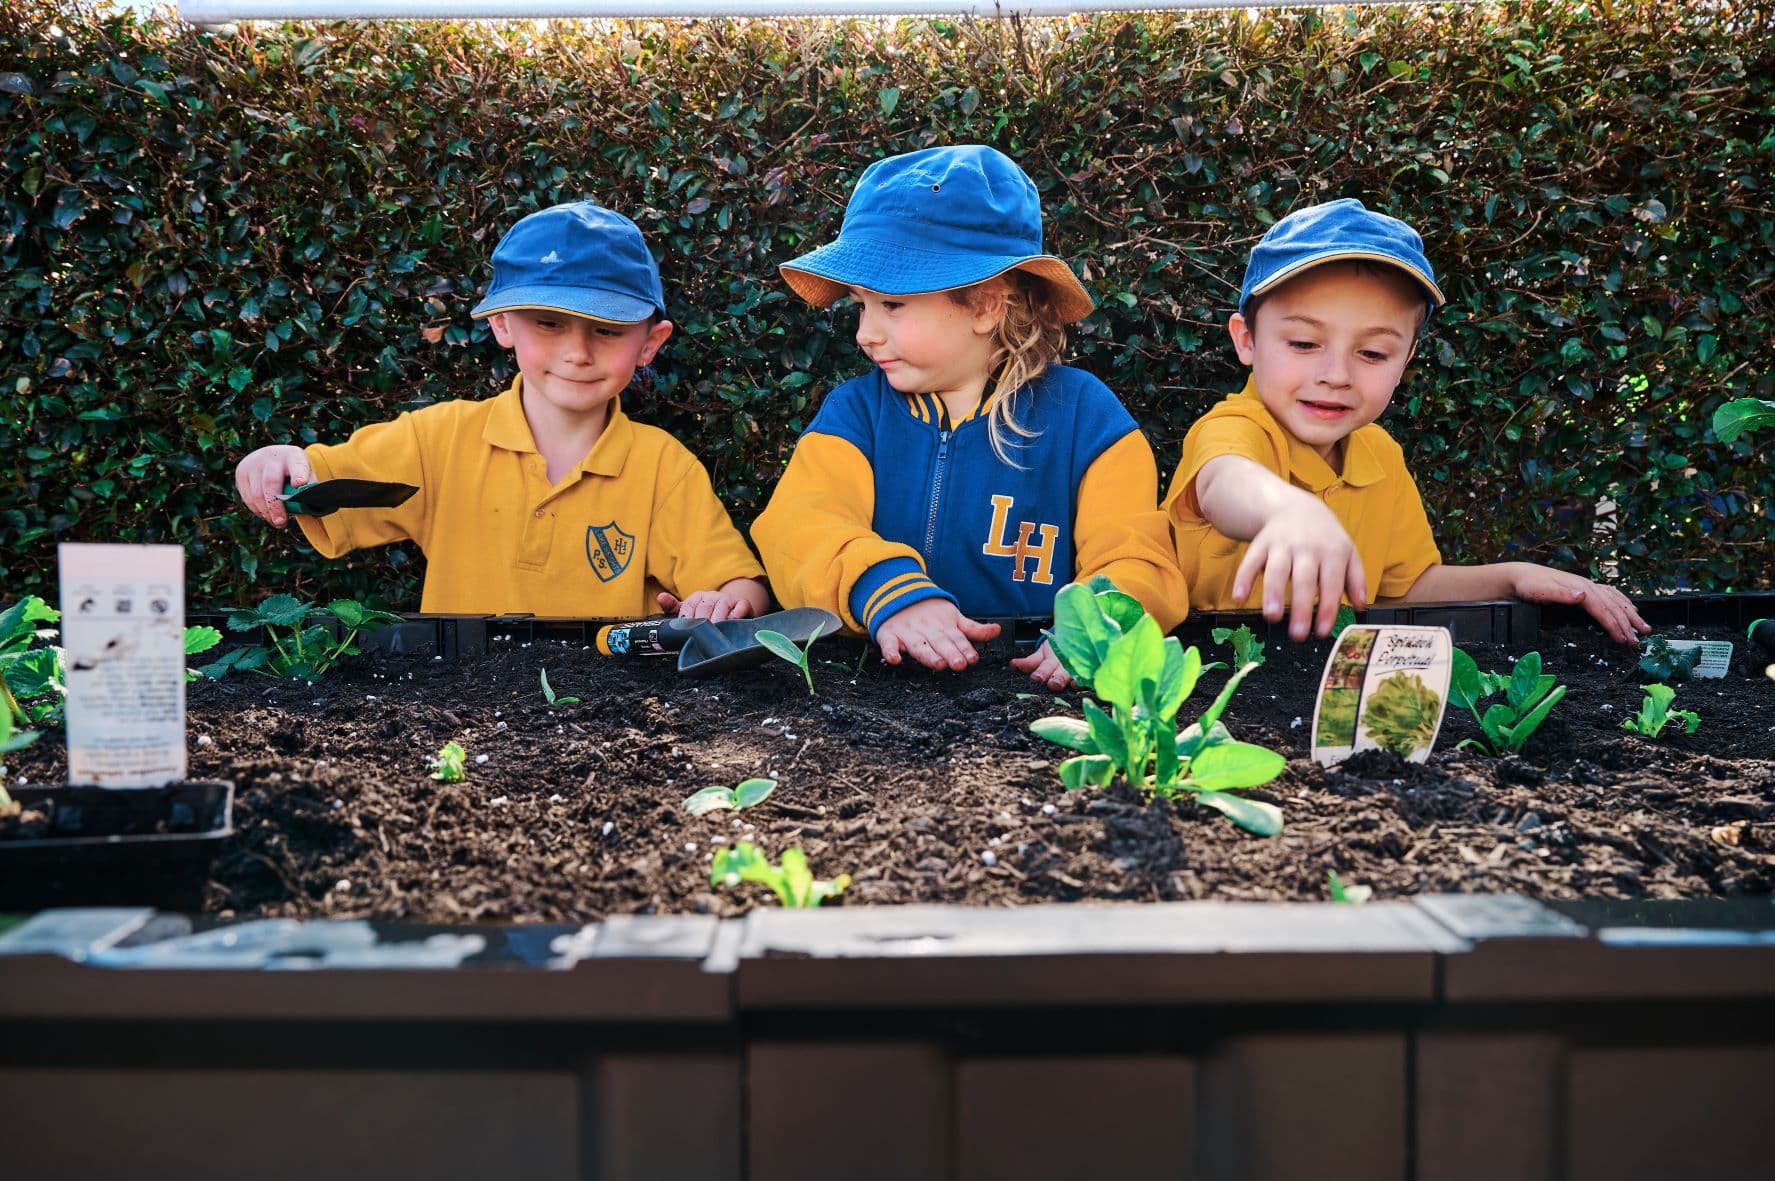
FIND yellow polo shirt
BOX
[295,378,764,615]
[1164,377,1441,611]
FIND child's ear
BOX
[969,281,1010,335]
[1227,313,1257,365]
[640,319,673,364]
[487,312,515,348]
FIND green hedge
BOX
[2,1,1770,607]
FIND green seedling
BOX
[0,595,64,728]
[1713,396,1775,443]
[1327,870,1372,904]
[1449,648,1565,755]
[709,841,850,908]
[185,625,223,683]
[1031,578,1286,836]
[1622,684,1699,738]
[757,622,826,696]
[1360,673,1443,757]
[205,594,401,681]
[1331,604,1358,639]
[429,741,467,783]
[682,776,776,817]
[539,667,581,707]
[1210,623,1266,669]
[0,698,42,820]
[1637,635,1702,684]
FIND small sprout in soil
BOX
[1622,684,1699,739]
[1360,673,1443,757]
[0,595,64,728]
[1331,604,1358,639]
[1210,623,1266,670]
[1637,635,1701,684]
[1031,578,1285,837]
[682,776,776,817]
[429,741,468,783]
[539,667,581,707]
[0,701,42,819]
[1327,870,1372,904]
[710,841,850,908]
[757,622,826,696]
[184,625,224,683]
[208,594,401,681]
[1449,648,1565,756]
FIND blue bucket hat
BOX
[780,145,1095,323]
[471,201,666,324]
[1239,198,1445,320]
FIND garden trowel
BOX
[595,607,842,676]
[279,479,419,517]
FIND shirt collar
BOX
[903,378,998,430]
[1233,375,1387,491]
[482,375,636,477]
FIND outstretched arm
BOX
[1391,561,1650,645]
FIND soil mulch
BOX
[7,619,1772,921]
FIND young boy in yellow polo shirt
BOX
[235,202,769,620]
[1164,199,1649,645]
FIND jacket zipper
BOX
[923,428,952,557]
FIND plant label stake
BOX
[58,544,187,788]
[1644,636,1734,680]
[1311,625,1452,767]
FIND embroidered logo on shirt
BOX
[981,494,1060,585]
[540,250,561,264]
[585,522,635,582]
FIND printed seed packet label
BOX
[1311,625,1453,767]
[58,543,187,788]
[1650,638,1734,680]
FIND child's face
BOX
[848,286,1003,401]
[1230,262,1424,463]
[489,309,672,420]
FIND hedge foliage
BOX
[2,0,1771,607]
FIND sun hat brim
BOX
[780,235,1095,323]
[470,283,659,324]
[1246,249,1446,312]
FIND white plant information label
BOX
[58,543,186,788]
[1311,625,1453,767]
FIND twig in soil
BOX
[786,739,814,771]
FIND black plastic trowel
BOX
[279,479,420,517]
[595,607,842,676]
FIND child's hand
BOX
[1011,639,1075,692]
[658,577,768,623]
[235,445,313,528]
[1233,495,1368,642]
[876,600,1001,671]
[1508,564,1650,646]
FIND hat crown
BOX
[1241,198,1442,317]
[842,145,1045,262]
[474,200,665,321]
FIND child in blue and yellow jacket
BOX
[752,145,1187,689]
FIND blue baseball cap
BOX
[471,201,666,324]
[780,145,1095,323]
[1239,198,1445,320]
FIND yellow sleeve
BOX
[293,411,433,558]
[1161,412,1285,525]
[1377,465,1443,598]
[1075,431,1191,632]
[751,432,937,635]
[647,447,767,599]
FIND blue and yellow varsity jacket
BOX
[752,365,1189,639]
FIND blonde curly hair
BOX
[949,270,1070,467]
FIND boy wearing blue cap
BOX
[235,202,768,620]
[1164,198,1648,644]
[753,145,1188,688]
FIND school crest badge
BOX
[585,522,635,583]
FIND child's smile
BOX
[489,309,671,421]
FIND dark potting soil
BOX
[6,620,1772,921]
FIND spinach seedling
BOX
[682,777,776,817]
[429,741,468,783]
[1031,578,1286,836]
[1621,684,1699,738]
[539,667,581,707]
[0,595,64,728]
[710,841,850,908]
[0,698,42,820]
[757,622,826,696]
[1210,623,1266,669]
[1637,635,1701,684]
[1327,870,1372,904]
[1449,648,1565,755]
[212,594,401,680]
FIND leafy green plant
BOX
[429,741,467,783]
[1637,635,1701,684]
[1327,870,1372,904]
[184,625,223,683]
[682,777,776,817]
[1031,579,1285,835]
[0,596,63,727]
[539,667,580,707]
[709,841,850,908]
[1360,673,1443,757]
[1622,684,1699,738]
[1714,397,1775,442]
[1210,623,1266,669]
[757,622,825,696]
[0,693,41,820]
[1449,649,1565,755]
[203,595,401,681]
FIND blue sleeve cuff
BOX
[850,557,956,642]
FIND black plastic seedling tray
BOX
[0,781,235,912]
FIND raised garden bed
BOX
[6,609,1767,922]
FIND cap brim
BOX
[470,283,659,323]
[1247,250,1446,309]
[780,236,1094,323]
